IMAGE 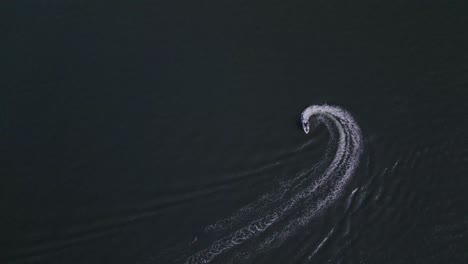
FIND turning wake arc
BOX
[187,105,363,264]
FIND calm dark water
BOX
[2,1,467,263]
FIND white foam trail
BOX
[308,226,335,259]
[186,105,363,263]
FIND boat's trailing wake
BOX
[186,105,363,263]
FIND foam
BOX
[186,105,363,263]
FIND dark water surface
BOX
[2,1,468,263]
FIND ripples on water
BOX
[150,101,467,264]
[180,105,363,263]
[3,99,466,264]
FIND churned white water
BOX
[186,105,363,263]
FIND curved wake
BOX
[186,105,363,263]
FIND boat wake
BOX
[186,105,363,263]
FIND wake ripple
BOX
[186,105,363,263]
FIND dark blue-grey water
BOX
[1,1,467,263]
